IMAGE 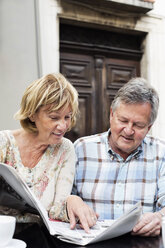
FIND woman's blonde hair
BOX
[15,73,79,133]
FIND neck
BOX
[12,128,49,153]
[109,135,130,160]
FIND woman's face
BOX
[32,104,72,145]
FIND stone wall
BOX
[0,0,165,139]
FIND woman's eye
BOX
[50,116,58,120]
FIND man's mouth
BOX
[122,135,134,141]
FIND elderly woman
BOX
[0,73,97,237]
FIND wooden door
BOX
[60,24,143,142]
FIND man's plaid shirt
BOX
[73,130,165,220]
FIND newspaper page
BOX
[49,202,141,245]
[0,163,142,246]
[0,163,53,233]
[49,219,115,245]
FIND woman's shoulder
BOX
[50,137,74,154]
[0,130,12,142]
[49,138,74,155]
[60,137,74,150]
[0,130,14,154]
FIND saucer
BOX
[2,239,26,248]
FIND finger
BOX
[142,226,161,237]
[68,210,77,230]
[134,218,161,235]
[133,212,162,233]
[133,220,145,232]
[133,216,152,233]
[84,209,98,227]
[77,207,95,233]
[96,213,99,219]
[133,224,152,235]
[132,225,160,237]
[137,229,160,237]
[86,215,97,227]
[79,216,90,233]
[149,228,160,236]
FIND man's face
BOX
[109,102,152,159]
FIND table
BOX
[14,223,164,248]
[54,234,164,248]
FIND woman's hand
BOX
[66,195,99,233]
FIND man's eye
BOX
[120,120,127,123]
[136,125,145,129]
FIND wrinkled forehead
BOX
[114,102,151,121]
[114,101,151,110]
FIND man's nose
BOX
[124,123,134,135]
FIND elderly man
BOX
[73,77,165,236]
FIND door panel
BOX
[60,53,93,87]
[104,58,140,131]
[60,53,96,141]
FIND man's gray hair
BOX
[111,77,159,125]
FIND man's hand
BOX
[132,212,162,236]
[66,195,99,233]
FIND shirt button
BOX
[116,204,120,208]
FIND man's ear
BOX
[109,108,113,127]
[110,107,113,118]
[148,124,152,132]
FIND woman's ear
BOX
[29,114,35,122]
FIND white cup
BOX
[162,216,165,247]
[0,215,16,246]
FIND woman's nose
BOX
[57,120,67,130]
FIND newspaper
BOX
[0,163,142,246]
